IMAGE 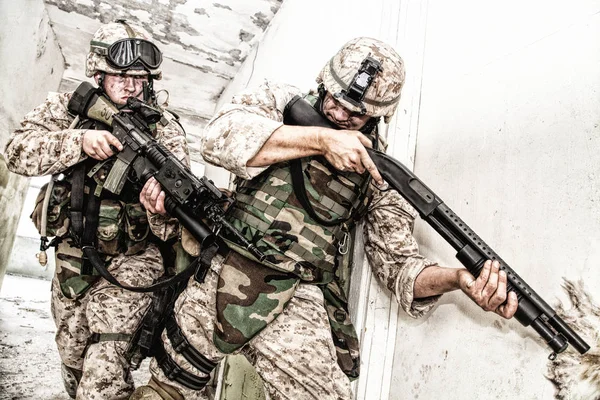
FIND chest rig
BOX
[222,94,378,281]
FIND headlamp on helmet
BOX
[336,56,382,114]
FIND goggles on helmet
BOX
[334,56,383,114]
[92,38,162,71]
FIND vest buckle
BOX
[338,231,350,255]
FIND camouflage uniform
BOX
[144,77,440,399]
[4,90,189,399]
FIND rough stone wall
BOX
[0,0,65,292]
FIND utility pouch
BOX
[124,203,150,256]
[320,281,361,380]
[96,199,124,256]
[30,180,71,238]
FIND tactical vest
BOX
[222,95,376,282]
[31,109,176,298]
[62,108,180,257]
[67,118,152,256]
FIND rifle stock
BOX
[283,95,590,357]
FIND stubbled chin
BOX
[325,115,346,129]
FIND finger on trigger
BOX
[101,142,116,157]
[107,134,123,151]
[361,153,383,185]
[95,148,109,160]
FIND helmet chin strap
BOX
[97,72,106,92]
[98,72,156,107]
[142,78,156,104]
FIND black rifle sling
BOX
[289,159,348,227]
[68,161,102,276]
[69,163,86,243]
[80,185,102,276]
[165,313,217,374]
[154,339,210,390]
[81,242,217,293]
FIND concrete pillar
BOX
[0,0,64,292]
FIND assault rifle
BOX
[283,96,590,359]
[67,81,265,292]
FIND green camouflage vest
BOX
[222,94,373,283]
[215,94,379,379]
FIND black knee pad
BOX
[61,363,83,399]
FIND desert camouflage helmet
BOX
[85,20,162,79]
[317,37,405,123]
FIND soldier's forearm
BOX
[4,129,87,176]
[413,265,461,298]
[247,125,328,167]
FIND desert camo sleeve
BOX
[364,187,441,318]
[4,92,87,177]
[200,81,302,179]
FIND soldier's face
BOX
[97,73,149,105]
[322,92,371,130]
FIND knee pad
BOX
[60,363,82,399]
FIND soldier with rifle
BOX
[3,20,190,399]
[128,37,524,400]
[61,36,587,400]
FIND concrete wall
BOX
[391,0,600,399]
[0,0,65,291]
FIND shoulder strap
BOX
[81,241,219,293]
[289,159,350,227]
[69,162,86,244]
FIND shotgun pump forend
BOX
[67,81,265,263]
[282,95,590,359]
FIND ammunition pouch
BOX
[97,200,150,256]
[31,179,150,257]
[31,180,71,238]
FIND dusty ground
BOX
[0,274,150,400]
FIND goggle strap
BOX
[90,41,109,56]
[116,19,137,38]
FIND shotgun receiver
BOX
[283,95,590,358]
